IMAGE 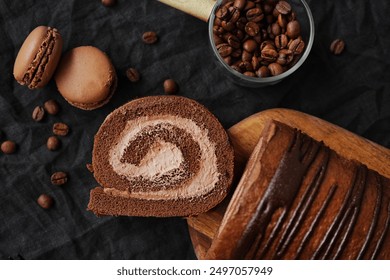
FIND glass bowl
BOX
[208,0,315,87]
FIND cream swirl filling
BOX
[108,115,220,200]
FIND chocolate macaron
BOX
[13,26,63,89]
[54,46,117,110]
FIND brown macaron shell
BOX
[13,26,63,89]
[54,46,117,110]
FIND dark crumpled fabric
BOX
[0,0,389,259]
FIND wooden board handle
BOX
[158,0,216,22]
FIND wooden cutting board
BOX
[186,108,390,259]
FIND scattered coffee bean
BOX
[1,140,16,154]
[142,31,158,44]
[101,0,117,7]
[47,136,61,151]
[163,79,178,94]
[53,122,69,136]
[44,99,60,115]
[126,68,141,82]
[213,0,306,78]
[330,39,345,55]
[37,194,54,209]
[51,171,68,185]
[32,106,45,122]
[86,163,94,173]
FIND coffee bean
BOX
[223,56,233,65]
[102,0,117,7]
[236,17,247,30]
[229,7,241,23]
[245,21,260,36]
[213,25,224,36]
[244,1,255,11]
[251,55,260,70]
[246,8,264,22]
[51,171,68,186]
[256,65,270,77]
[234,0,246,10]
[263,3,273,15]
[261,48,278,62]
[1,140,16,154]
[216,6,229,19]
[238,60,253,71]
[271,22,281,36]
[231,64,242,73]
[126,68,140,82]
[289,38,305,54]
[53,122,69,136]
[37,194,54,209]
[227,34,241,49]
[32,106,45,122]
[47,136,61,151]
[213,34,224,45]
[44,99,60,115]
[276,1,291,15]
[242,50,253,62]
[330,39,345,55]
[268,62,284,76]
[244,71,256,77]
[217,43,233,57]
[231,48,242,58]
[286,20,301,39]
[86,163,94,173]
[243,39,257,52]
[222,20,235,31]
[163,79,178,94]
[278,49,294,65]
[277,14,288,28]
[275,34,288,49]
[142,31,158,44]
[261,40,276,50]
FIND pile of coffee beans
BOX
[213,0,305,77]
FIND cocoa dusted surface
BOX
[0,0,390,259]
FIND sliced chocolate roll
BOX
[88,96,234,217]
[206,120,390,259]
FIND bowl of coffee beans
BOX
[210,0,314,87]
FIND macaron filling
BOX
[22,28,58,89]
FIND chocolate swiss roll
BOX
[206,121,390,259]
[88,96,234,217]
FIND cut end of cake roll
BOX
[206,120,390,260]
[88,95,234,217]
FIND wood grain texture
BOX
[158,0,216,22]
[186,108,390,259]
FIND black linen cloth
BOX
[0,0,389,259]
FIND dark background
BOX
[0,0,389,259]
